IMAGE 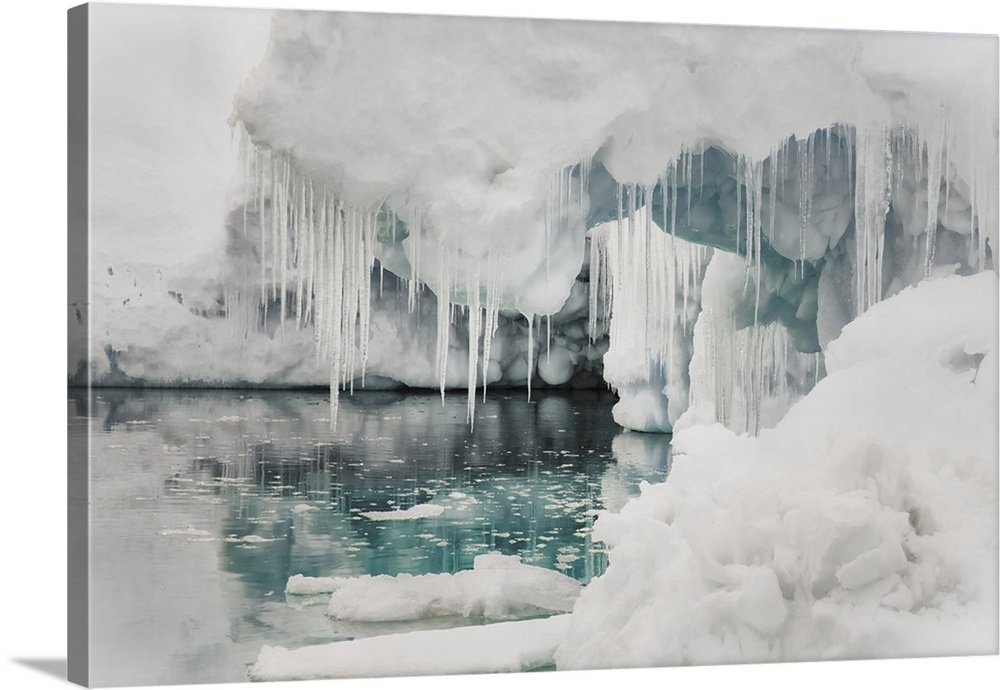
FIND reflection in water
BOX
[75,388,670,686]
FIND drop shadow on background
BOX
[11,658,66,680]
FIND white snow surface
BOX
[249,614,570,681]
[555,272,999,668]
[288,553,580,621]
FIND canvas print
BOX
[67,2,999,687]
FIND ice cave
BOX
[71,4,999,684]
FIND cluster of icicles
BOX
[228,116,990,433]
[231,126,594,429]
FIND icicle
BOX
[258,148,269,321]
[824,126,832,184]
[329,200,346,428]
[684,146,694,222]
[779,137,788,200]
[281,156,292,327]
[359,209,376,384]
[699,143,706,203]
[545,314,552,364]
[742,156,752,283]
[669,162,678,237]
[853,124,892,315]
[481,254,502,403]
[304,181,315,326]
[544,175,552,278]
[766,147,778,306]
[973,175,985,270]
[797,134,815,276]
[269,155,280,305]
[617,182,624,237]
[579,156,593,226]
[734,157,742,252]
[923,110,946,278]
[588,230,602,342]
[407,212,422,312]
[294,174,306,328]
[749,159,764,326]
[466,269,482,427]
[436,246,450,402]
[526,314,534,402]
[643,185,654,341]
[240,125,250,239]
[943,127,951,233]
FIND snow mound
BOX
[249,614,570,681]
[555,272,999,668]
[824,271,998,375]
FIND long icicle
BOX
[436,245,450,403]
[466,268,482,428]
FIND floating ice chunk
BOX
[249,615,571,681]
[224,534,278,544]
[285,574,354,596]
[360,503,445,521]
[327,572,461,621]
[291,504,319,514]
[323,553,580,622]
[158,526,211,537]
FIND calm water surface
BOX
[72,388,670,686]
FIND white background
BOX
[1,1,997,689]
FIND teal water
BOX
[74,388,670,686]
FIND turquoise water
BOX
[74,388,670,686]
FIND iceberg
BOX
[223,12,996,434]
[79,6,997,438]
